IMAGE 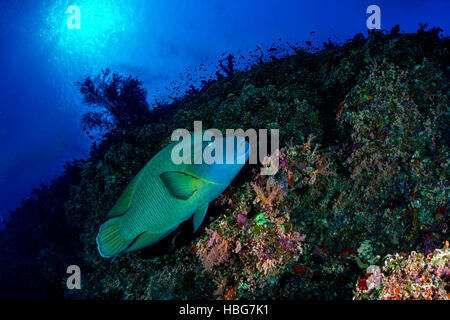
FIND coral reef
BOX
[195,156,305,299]
[0,26,448,300]
[354,247,449,300]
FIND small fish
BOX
[96,135,250,258]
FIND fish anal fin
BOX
[107,175,140,218]
[193,203,209,232]
[124,227,177,253]
[160,171,199,200]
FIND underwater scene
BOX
[0,0,449,306]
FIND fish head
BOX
[189,135,250,185]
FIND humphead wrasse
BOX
[96,135,250,258]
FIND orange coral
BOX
[251,178,285,211]
[224,287,237,300]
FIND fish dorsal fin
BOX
[160,171,202,200]
[193,203,209,232]
[107,175,141,218]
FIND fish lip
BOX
[244,141,250,154]
[236,141,250,164]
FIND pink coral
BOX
[236,214,247,227]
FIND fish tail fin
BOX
[96,217,131,258]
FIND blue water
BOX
[0,0,449,221]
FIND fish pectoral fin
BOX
[124,227,178,253]
[107,174,141,218]
[193,203,209,232]
[160,171,200,200]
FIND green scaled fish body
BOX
[96,135,250,258]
